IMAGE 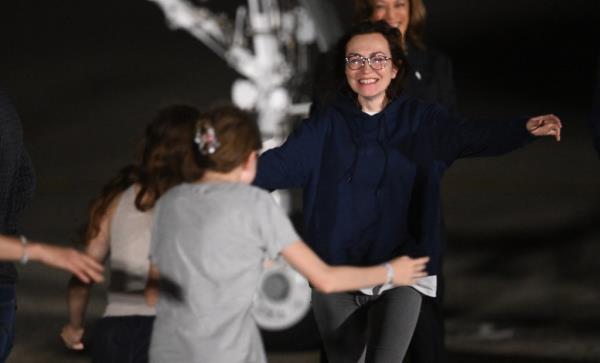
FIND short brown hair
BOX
[194,105,262,173]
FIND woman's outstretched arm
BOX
[432,105,563,162]
[254,115,327,191]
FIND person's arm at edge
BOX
[0,235,103,282]
[281,240,429,293]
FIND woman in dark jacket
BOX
[354,1,462,361]
[255,21,561,363]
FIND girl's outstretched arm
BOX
[281,241,429,294]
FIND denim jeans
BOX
[92,315,155,363]
[312,286,422,363]
[0,285,16,363]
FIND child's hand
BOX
[60,324,85,350]
[389,256,429,285]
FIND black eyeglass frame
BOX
[344,55,392,70]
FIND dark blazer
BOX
[255,96,533,274]
[592,56,600,157]
[404,42,458,117]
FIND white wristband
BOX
[19,235,29,265]
[383,262,394,286]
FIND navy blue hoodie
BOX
[254,96,533,274]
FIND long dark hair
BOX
[334,20,408,103]
[82,104,203,243]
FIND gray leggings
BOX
[312,286,422,363]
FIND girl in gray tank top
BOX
[60,105,203,363]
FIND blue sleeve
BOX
[254,115,326,190]
[430,105,535,163]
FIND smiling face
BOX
[345,32,398,112]
[371,0,410,38]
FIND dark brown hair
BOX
[353,0,427,49]
[82,104,203,243]
[335,20,408,102]
[193,105,262,173]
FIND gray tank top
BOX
[104,185,155,317]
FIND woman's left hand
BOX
[526,114,562,142]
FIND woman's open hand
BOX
[526,114,562,141]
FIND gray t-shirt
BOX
[149,182,299,363]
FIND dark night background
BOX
[1,1,599,362]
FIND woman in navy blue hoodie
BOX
[254,21,562,362]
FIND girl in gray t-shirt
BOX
[147,106,429,363]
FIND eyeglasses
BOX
[345,54,392,70]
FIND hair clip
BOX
[194,124,221,155]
